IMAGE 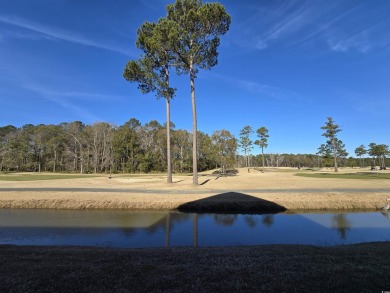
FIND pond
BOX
[0,209,390,248]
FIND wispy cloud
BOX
[231,1,311,51]
[206,72,301,101]
[264,3,310,41]
[20,84,127,122]
[0,15,133,56]
[48,97,101,123]
[23,84,126,102]
[338,89,390,116]
[327,30,371,53]
[236,80,301,101]
[231,1,390,54]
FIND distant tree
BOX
[123,21,176,183]
[30,124,49,173]
[0,125,17,171]
[368,143,389,169]
[239,125,253,170]
[320,117,343,172]
[337,140,349,167]
[172,129,191,173]
[354,145,367,168]
[165,0,231,185]
[255,127,269,172]
[211,129,237,173]
[138,120,164,173]
[64,121,86,173]
[6,126,31,171]
[377,144,389,169]
[347,157,356,168]
[112,118,141,173]
[197,131,215,172]
[318,137,348,170]
[87,122,114,173]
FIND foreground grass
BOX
[0,174,101,181]
[0,243,389,292]
[296,172,390,180]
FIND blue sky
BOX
[1,0,390,156]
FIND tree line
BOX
[1,119,388,173]
[0,120,235,174]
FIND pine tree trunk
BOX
[165,70,172,184]
[261,147,265,172]
[190,61,198,185]
[53,149,57,173]
[333,140,338,172]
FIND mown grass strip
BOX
[0,174,101,181]
[295,172,390,180]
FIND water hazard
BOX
[0,209,390,248]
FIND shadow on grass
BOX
[178,192,286,214]
[200,179,211,186]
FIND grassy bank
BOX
[1,169,390,211]
[1,243,389,292]
[0,191,387,211]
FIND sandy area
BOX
[1,168,390,211]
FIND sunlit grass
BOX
[295,172,390,180]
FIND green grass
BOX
[0,174,101,181]
[0,172,193,181]
[113,173,192,178]
[295,172,390,180]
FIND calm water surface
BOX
[1,209,390,248]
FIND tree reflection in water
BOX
[2,210,390,248]
[119,212,192,240]
[193,214,198,247]
[262,215,274,227]
[244,216,258,228]
[213,214,238,226]
[381,212,390,220]
[332,214,351,240]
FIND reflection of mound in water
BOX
[178,192,286,213]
